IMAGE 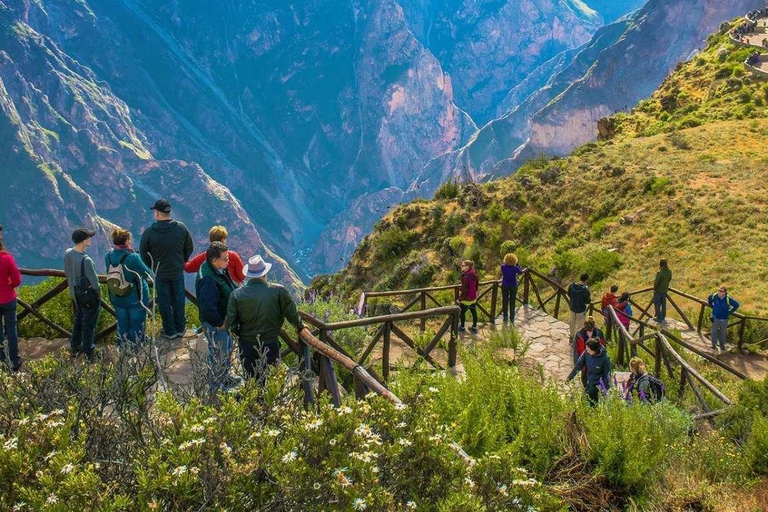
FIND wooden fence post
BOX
[448,312,458,369]
[490,283,498,323]
[554,291,561,319]
[617,331,625,367]
[738,319,746,351]
[420,291,427,332]
[697,304,705,334]
[382,321,391,382]
[654,336,662,377]
[523,274,530,305]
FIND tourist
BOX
[615,292,632,331]
[185,225,246,285]
[567,338,611,405]
[140,199,194,340]
[567,273,591,338]
[64,228,101,360]
[624,357,665,403]
[105,228,153,346]
[0,225,22,371]
[571,316,606,388]
[458,260,478,333]
[707,286,740,354]
[653,259,672,323]
[196,242,238,389]
[500,253,523,323]
[601,284,619,336]
[224,255,305,383]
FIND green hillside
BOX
[315,25,768,315]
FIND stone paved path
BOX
[510,305,573,383]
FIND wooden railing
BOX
[607,307,733,421]
[16,269,460,421]
[596,286,768,351]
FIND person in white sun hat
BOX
[224,255,305,383]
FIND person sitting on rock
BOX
[571,317,606,389]
[185,225,246,285]
[567,338,611,406]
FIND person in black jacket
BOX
[567,339,611,405]
[140,199,194,339]
[195,242,238,389]
[567,273,591,339]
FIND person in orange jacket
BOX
[185,226,245,285]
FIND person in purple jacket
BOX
[500,253,523,323]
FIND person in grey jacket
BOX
[64,228,101,359]
[567,339,611,405]
[140,199,194,339]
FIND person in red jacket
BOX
[185,226,246,285]
[458,260,479,333]
[0,225,22,371]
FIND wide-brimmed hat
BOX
[244,255,272,278]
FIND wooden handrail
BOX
[324,306,460,330]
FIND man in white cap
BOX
[224,254,304,382]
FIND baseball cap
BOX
[149,199,171,213]
[72,228,96,244]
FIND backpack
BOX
[637,374,666,402]
[106,252,134,297]
[74,256,100,308]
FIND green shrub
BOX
[580,397,691,491]
[583,250,622,284]
[443,213,465,236]
[434,179,461,200]
[499,240,516,257]
[448,236,465,255]
[516,214,544,243]
[590,216,619,239]
[666,131,691,150]
[373,227,415,261]
[745,413,768,475]
[461,243,482,268]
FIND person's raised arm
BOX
[230,252,246,283]
[729,296,740,314]
[184,252,205,274]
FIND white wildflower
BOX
[397,422,407,428]
[498,484,508,496]
[464,477,475,488]
[281,451,298,463]
[267,429,281,437]
[395,402,407,410]
[51,409,64,416]
[406,501,417,510]
[60,464,74,475]
[428,386,439,393]
[189,467,200,475]
[313,482,321,490]
[45,494,58,505]
[338,406,353,415]
[203,416,217,425]
[17,417,29,426]
[397,438,412,447]
[329,439,337,446]
[352,498,367,510]
[354,423,372,437]
[190,424,204,433]
[172,466,188,477]
[179,441,191,450]
[305,418,323,431]
[3,437,18,450]
[219,442,232,456]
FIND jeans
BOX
[0,300,20,368]
[460,302,477,329]
[71,301,101,356]
[239,338,280,384]
[711,318,728,350]
[653,291,667,322]
[115,306,147,346]
[203,323,232,388]
[501,285,518,320]
[155,276,186,337]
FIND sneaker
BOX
[502,316,509,323]
[12,359,22,372]
[715,347,722,355]
[458,326,466,332]
[469,326,478,334]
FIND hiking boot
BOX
[458,326,466,332]
[502,316,509,323]
[469,326,478,334]
[12,359,22,372]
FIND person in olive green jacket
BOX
[653,259,672,323]
[224,254,305,383]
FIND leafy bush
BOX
[499,240,516,257]
[434,179,460,200]
[372,227,415,261]
[516,214,544,243]
[584,250,622,284]
[461,243,482,269]
[580,396,691,491]
[745,413,768,475]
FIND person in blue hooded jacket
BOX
[105,228,154,346]
[707,286,740,353]
[567,338,611,405]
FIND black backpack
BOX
[74,256,100,308]
[637,374,666,402]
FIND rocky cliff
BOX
[418,0,767,189]
[0,0,621,279]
